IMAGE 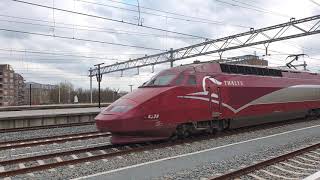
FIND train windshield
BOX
[142,74,176,87]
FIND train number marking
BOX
[147,114,159,120]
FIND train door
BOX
[184,74,199,121]
[206,75,230,131]
[206,76,222,119]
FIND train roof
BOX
[178,60,316,74]
[172,60,319,79]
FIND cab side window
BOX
[187,75,197,85]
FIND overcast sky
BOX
[0,0,319,91]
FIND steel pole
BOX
[29,84,31,106]
[98,67,101,108]
[89,68,93,104]
[94,63,104,108]
[170,48,173,67]
[58,85,60,104]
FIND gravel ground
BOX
[153,139,320,180]
[0,124,98,142]
[0,136,111,161]
[7,118,320,180]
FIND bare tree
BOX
[49,81,125,104]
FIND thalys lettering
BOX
[95,62,320,144]
[224,80,244,86]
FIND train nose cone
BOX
[95,98,138,132]
[95,113,123,132]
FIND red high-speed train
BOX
[95,62,320,144]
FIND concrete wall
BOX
[0,112,99,130]
[0,103,110,111]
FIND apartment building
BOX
[226,55,269,66]
[14,73,25,105]
[0,64,25,106]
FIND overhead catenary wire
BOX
[228,0,291,18]
[1,39,312,68]
[10,0,209,40]
[0,28,165,51]
[215,0,291,18]
[65,0,320,55]
[1,42,306,68]
[16,55,320,71]
[6,0,320,78]
[0,48,146,58]
[19,72,88,76]
[87,0,285,28]
[0,50,222,65]
[75,0,320,54]
[310,0,320,6]
[0,56,121,62]
[0,17,201,40]
[76,0,251,29]
[17,55,320,79]
[5,0,318,57]
[309,57,320,60]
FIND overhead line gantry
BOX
[89,15,320,76]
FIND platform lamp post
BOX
[29,84,32,106]
[129,85,133,92]
[94,63,104,108]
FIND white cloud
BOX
[0,0,319,92]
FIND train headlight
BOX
[104,105,133,113]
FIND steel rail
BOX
[0,144,118,166]
[0,117,318,178]
[210,143,320,180]
[0,131,100,146]
[0,122,95,134]
[0,132,110,151]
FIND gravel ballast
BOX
[6,118,320,180]
[0,124,98,143]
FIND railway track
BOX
[0,122,95,133]
[0,117,318,178]
[211,142,320,180]
[0,139,176,177]
[0,131,110,150]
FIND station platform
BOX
[0,103,110,111]
[0,107,104,130]
[74,124,320,180]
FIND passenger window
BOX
[245,66,253,74]
[229,65,238,74]
[237,66,246,74]
[220,64,230,73]
[262,68,269,76]
[175,74,184,85]
[257,68,264,75]
[187,75,197,85]
[219,64,282,77]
